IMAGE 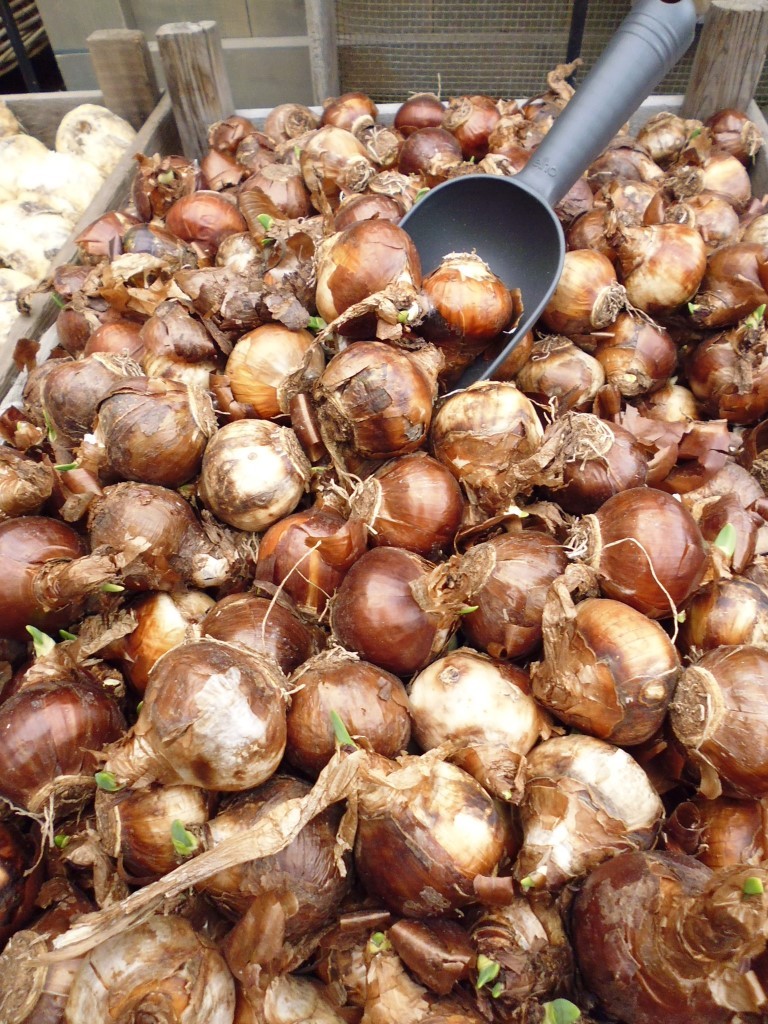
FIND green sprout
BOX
[59,630,78,641]
[743,876,765,896]
[94,771,122,793]
[475,954,500,990]
[157,170,176,185]
[100,582,125,594]
[490,982,504,999]
[54,462,78,472]
[53,834,70,850]
[42,407,56,443]
[51,293,66,309]
[171,819,199,857]
[330,710,357,750]
[25,625,56,658]
[713,523,737,560]
[543,999,582,1024]
[307,315,327,332]
[746,304,766,330]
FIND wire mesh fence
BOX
[334,0,768,106]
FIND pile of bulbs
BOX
[0,71,768,1024]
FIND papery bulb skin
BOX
[581,486,708,619]
[95,781,213,880]
[198,419,311,533]
[420,253,515,383]
[0,517,87,640]
[201,591,319,678]
[166,190,247,254]
[394,93,445,137]
[461,532,568,660]
[199,774,351,934]
[255,505,368,618]
[430,381,543,514]
[442,94,501,159]
[515,334,605,414]
[588,311,677,398]
[531,594,680,746]
[470,894,575,1011]
[409,648,550,799]
[286,649,412,776]
[553,419,649,515]
[670,645,768,800]
[516,734,663,890]
[87,482,249,593]
[0,678,125,816]
[540,249,626,335]
[64,916,236,1023]
[354,755,508,917]
[397,127,462,181]
[573,851,768,1024]
[313,342,438,464]
[224,324,323,420]
[300,125,374,201]
[118,589,215,695]
[636,111,702,165]
[322,91,378,133]
[331,545,494,677]
[106,638,287,792]
[0,449,54,522]
[83,318,145,359]
[314,220,421,323]
[706,108,763,164]
[355,452,464,558]
[678,577,768,654]
[139,301,221,389]
[88,377,217,488]
[613,223,707,315]
[263,102,319,143]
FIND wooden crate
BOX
[2,93,767,411]
[0,90,180,398]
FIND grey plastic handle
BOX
[515,0,697,207]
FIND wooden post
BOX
[682,0,768,119]
[305,0,340,104]
[155,21,234,160]
[87,29,161,131]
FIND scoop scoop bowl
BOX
[399,0,698,389]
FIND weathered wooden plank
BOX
[87,29,161,130]
[682,0,768,119]
[156,20,234,160]
[0,93,179,401]
[305,0,339,103]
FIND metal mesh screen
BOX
[577,2,768,106]
[335,0,574,101]
[335,0,768,107]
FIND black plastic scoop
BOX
[399,0,697,389]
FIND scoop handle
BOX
[515,0,697,207]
